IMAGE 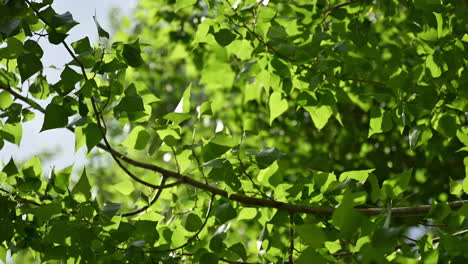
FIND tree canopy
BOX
[1,0,468,263]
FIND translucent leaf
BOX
[164,112,191,125]
[1,123,22,145]
[425,54,441,78]
[0,91,13,109]
[175,0,197,11]
[237,208,257,221]
[431,111,460,138]
[339,169,375,182]
[71,37,93,54]
[122,126,150,151]
[269,92,288,125]
[456,127,468,147]
[368,107,393,137]
[304,105,333,131]
[176,149,192,173]
[381,169,413,199]
[113,180,134,196]
[409,125,433,149]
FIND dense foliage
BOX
[1,0,468,263]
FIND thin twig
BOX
[289,212,295,264]
[151,193,215,252]
[120,177,168,217]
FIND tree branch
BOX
[289,213,295,263]
[151,193,215,252]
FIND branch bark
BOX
[1,84,467,217]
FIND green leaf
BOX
[156,128,180,146]
[115,93,145,117]
[30,203,62,221]
[426,54,441,78]
[21,156,42,178]
[71,37,93,54]
[101,202,122,218]
[60,66,82,95]
[209,233,226,252]
[269,92,288,125]
[237,208,257,221]
[0,123,22,145]
[229,243,247,261]
[17,54,43,82]
[214,29,237,47]
[0,92,13,109]
[29,76,50,99]
[178,84,191,114]
[131,220,159,245]
[255,147,284,169]
[296,224,326,248]
[199,253,218,264]
[123,40,144,67]
[164,112,191,125]
[23,40,43,59]
[382,169,412,199]
[113,180,134,196]
[339,169,375,182]
[175,0,197,11]
[122,126,150,151]
[368,107,393,137]
[202,134,236,161]
[215,203,236,224]
[409,125,433,149]
[331,191,364,238]
[93,15,109,38]
[431,111,460,138]
[296,247,326,264]
[84,123,102,152]
[0,37,23,59]
[304,105,333,131]
[72,169,92,200]
[0,19,21,36]
[2,158,18,176]
[50,165,72,194]
[41,103,68,131]
[185,213,203,232]
[457,127,468,147]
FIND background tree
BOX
[0,0,467,263]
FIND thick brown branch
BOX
[3,83,468,218]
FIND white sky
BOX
[0,0,137,173]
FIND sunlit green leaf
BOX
[269,92,288,125]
